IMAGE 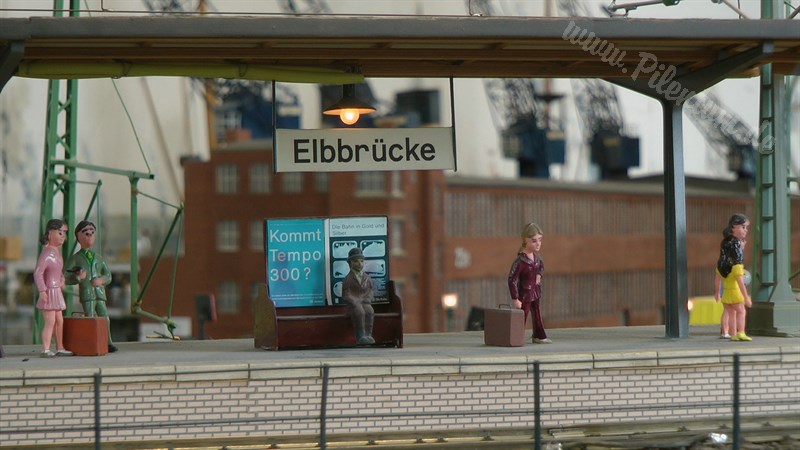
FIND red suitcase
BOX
[64,317,109,356]
[484,304,525,347]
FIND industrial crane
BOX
[684,93,756,180]
[570,77,640,180]
[150,0,380,131]
[278,0,394,129]
[484,78,566,178]
[557,0,640,180]
[144,0,302,143]
[142,0,185,11]
[468,0,566,178]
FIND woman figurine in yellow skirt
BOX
[714,214,752,341]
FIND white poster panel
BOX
[328,217,389,305]
[275,127,455,172]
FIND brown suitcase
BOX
[64,317,109,356]
[484,304,525,347]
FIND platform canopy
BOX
[0,13,798,340]
[0,15,798,88]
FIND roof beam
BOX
[0,15,798,84]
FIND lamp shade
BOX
[323,84,375,125]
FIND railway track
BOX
[8,415,799,450]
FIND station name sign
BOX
[275,127,455,172]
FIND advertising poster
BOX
[265,218,327,308]
[328,216,389,305]
[265,216,388,308]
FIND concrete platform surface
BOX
[2,325,798,373]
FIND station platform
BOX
[1,324,798,372]
[1,325,799,449]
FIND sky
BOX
[1,0,798,252]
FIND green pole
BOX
[749,0,799,336]
[62,68,78,319]
[129,177,139,314]
[34,0,80,343]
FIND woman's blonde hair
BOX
[519,222,543,252]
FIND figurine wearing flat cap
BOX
[341,247,375,345]
[64,220,118,353]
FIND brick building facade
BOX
[140,141,799,339]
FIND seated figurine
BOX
[341,248,375,345]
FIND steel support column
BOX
[661,102,689,337]
[0,41,24,92]
[612,44,773,338]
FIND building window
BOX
[434,243,442,278]
[249,163,271,193]
[281,172,304,193]
[251,281,262,312]
[216,220,239,252]
[356,172,385,193]
[250,220,264,252]
[214,109,242,142]
[215,164,238,194]
[393,279,404,300]
[391,217,404,255]
[391,171,403,196]
[314,172,329,193]
[217,281,240,314]
[433,184,442,218]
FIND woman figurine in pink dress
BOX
[34,219,73,358]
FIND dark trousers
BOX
[522,300,547,339]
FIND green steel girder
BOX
[746,0,799,337]
[34,0,81,344]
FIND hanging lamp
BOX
[322,84,375,125]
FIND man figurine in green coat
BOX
[65,221,118,353]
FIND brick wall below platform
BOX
[1,353,798,447]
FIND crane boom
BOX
[469,0,565,178]
[685,93,756,180]
[484,78,548,132]
[282,0,332,14]
[557,0,640,179]
[571,78,625,136]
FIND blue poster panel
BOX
[265,218,327,308]
[328,217,389,305]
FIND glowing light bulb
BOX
[340,109,360,125]
[323,84,375,125]
[442,293,458,309]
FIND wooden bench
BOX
[253,281,404,350]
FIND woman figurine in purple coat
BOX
[508,222,550,343]
[33,219,73,358]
